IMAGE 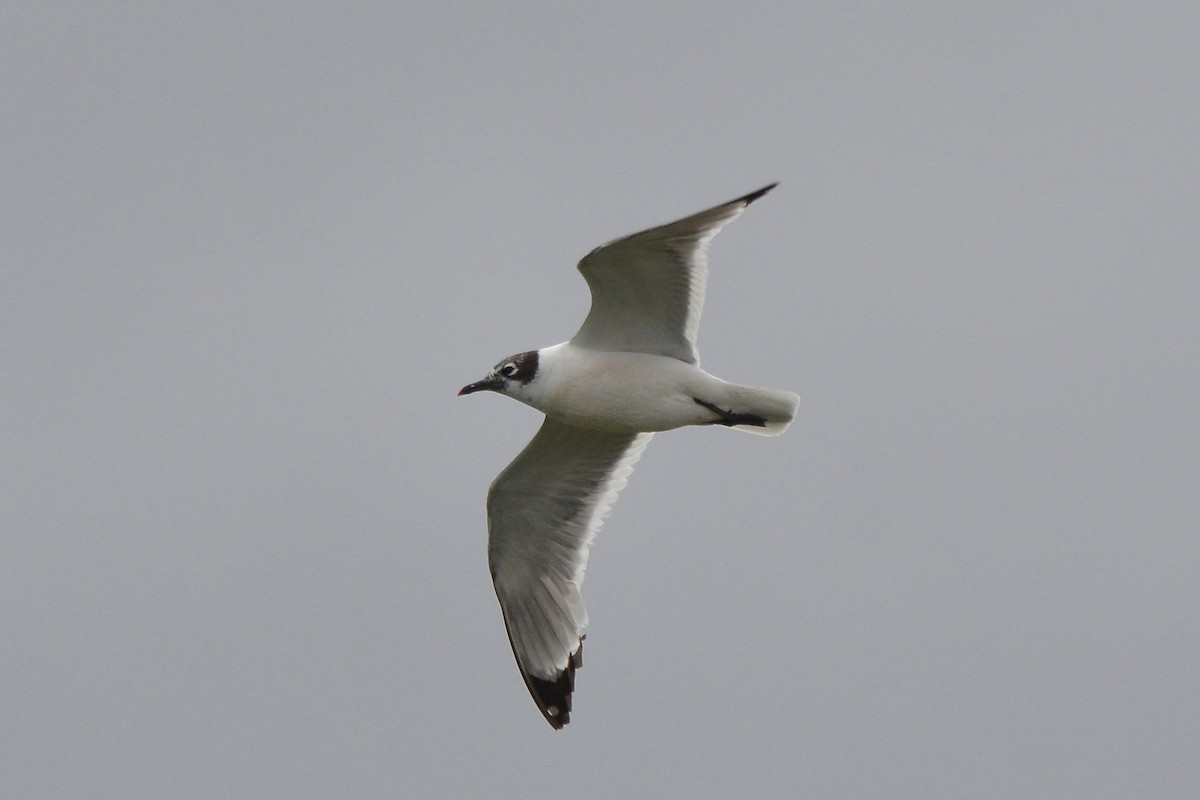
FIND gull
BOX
[459,184,800,728]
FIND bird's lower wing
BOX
[486,417,652,728]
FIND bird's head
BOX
[459,350,540,399]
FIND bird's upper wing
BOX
[487,417,652,729]
[570,183,777,365]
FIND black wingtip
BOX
[738,182,778,207]
[523,638,584,730]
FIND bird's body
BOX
[505,343,795,435]
[461,184,799,728]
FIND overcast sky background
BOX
[4,3,1198,798]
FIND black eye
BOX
[500,363,518,377]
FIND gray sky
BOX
[4,2,1198,798]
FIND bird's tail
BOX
[717,384,801,436]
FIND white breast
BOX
[522,343,722,433]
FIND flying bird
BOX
[460,184,800,728]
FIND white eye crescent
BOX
[501,363,518,377]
